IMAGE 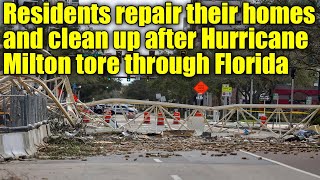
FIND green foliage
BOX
[122,80,153,100]
[69,75,122,102]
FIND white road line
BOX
[153,158,162,163]
[240,150,320,179]
[171,175,183,180]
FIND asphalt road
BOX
[1,151,319,180]
[254,151,320,176]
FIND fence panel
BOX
[8,94,48,127]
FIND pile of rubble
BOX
[36,130,320,160]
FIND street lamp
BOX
[249,75,254,114]
[250,75,253,105]
[289,67,296,126]
[77,85,81,100]
[317,69,320,103]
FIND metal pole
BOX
[318,70,320,103]
[155,106,158,133]
[250,75,253,104]
[264,100,266,115]
[223,96,227,118]
[273,99,279,129]
[250,75,254,114]
[290,78,294,127]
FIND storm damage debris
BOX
[285,129,319,142]
[162,130,195,137]
[36,132,320,160]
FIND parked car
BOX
[112,104,136,114]
[127,104,139,114]
[90,104,135,119]
[91,104,115,115]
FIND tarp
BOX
[294,130,318,140]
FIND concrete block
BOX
[46,124,52,137]
[28,130,38,153]
[0,134,14,159]
[42,125,48,138]
[187,115,205,136]
[31,129,40,147]
[3,133,28,158]
[37,128,44,146]
[22,131,37,156]
[38,126,46,145]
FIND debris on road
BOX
[36,131,320,160]
[295,130,318,140]
[162,130,194,137]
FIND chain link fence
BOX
[0,88,48,127]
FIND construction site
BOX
[0,64,319,179]
[0,0,320,179]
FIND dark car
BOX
[91,104,115,115]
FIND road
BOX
[89,114,284,138]
[254,151,320,176]
[1,151,319,180]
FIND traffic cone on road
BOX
[157,112,165,125]
[173,111,180,124]
[195,111,202,117]
[104,110,112,123]
[143,112,151,124]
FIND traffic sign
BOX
[259,95,270,101]
[196,94,203,100]
[194,81,209,94]
[273,93,279,100]
[156,93,161,100]
[306,96,312,105]
[222,84,232,97]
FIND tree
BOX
[122,80,154,100]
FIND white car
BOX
[112,104,137,114]
[127,104,139,114]
[112,104,136,119]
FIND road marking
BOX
[170,175,183,180]
[240,150,320,179]
[153,159,162,163]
